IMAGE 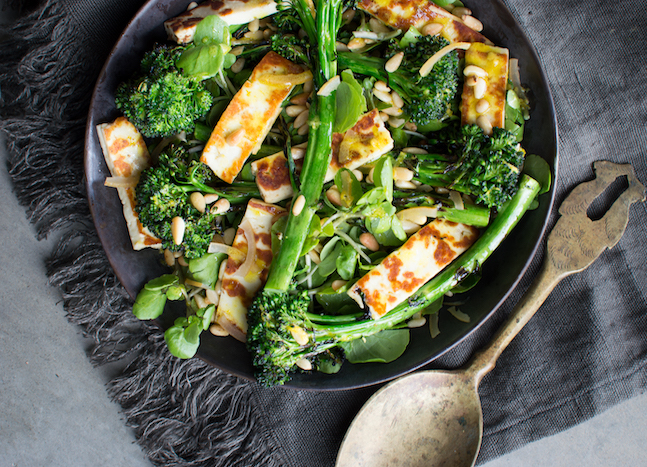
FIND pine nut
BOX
[462,15,483,32]
[219,259,228,279]
[342,8,356,23]
[382,106,403,116]
[401,219,421,234]
[391,90,404,108]
[223,227,236,245]
[393,166,414,181]
[476,115,493,135]
[308,249,321,264]
[296,358,312,371]
[286,104,308,117]
[352,169,363,181]
[398,209,428,225]
[177,255,189,267]
[407,317,427,328]
[248,18,260,32]
[385,52,404,73]
[291,146,306,160]
[336,41,350,52]
[205,288,220,306]
[194,293,208,309]
[374,80,391,93]
[465,76,478,87]
[190,192,206,213]
[297,123,310,135]
[395,179,417,190]
[187,2,198,10]
[171,216,185,245]
[164,249,175,267]
[367,167,375,184]
[263,28,273,40]
[293,108,310,129]
[230,45,245,56]
[463,65,488,78]
[231,57,245,73]
[422,22,443,36]
[318,75,341,96]
[404,122,418,131]
[453,7,472,16]
[292,194,306,216]
[290,91,310,106]
[372,88,393,104]
[226,128,245,146]
[326,187,342,205]
[332,279,348,291]
[359,232,380,252]
[204,193,219,204]
[214,198,231,214]
[476,99,490,114]
[347,37,366,50]
[369,17,391,33]
[209,323,229,337]
[388,117,406,128]
[379,111,390,122]
[290,326,310,346]
[303,78,314,93]
[473,77,487,99]
[243,30,264,41]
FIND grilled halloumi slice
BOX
[97,117,162,250]
[357,0,491,44]
[250,109,394,203]
[216,199,285,342]
[201,52,305,184]
[326,108,394,182]
[461,42,509,133]
[348,219,479,319]
[164,0,278,44]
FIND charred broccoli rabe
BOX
[408,124,526,210]
[115,44,213,138]
[135,143,259,258]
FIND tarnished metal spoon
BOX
[336,161,645,467]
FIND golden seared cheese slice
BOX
[201,52,305,184]
[347,219,479,319]
[216,199,285,342]
[461,43,509,133]
[357,0,490,44]
[251,151,294,204]
[97,117,162,250]
[164,0,278,44]
[325,109,394,182]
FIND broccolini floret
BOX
[339,35,460,127]
[115,44,213,138]
[409,124,526,210]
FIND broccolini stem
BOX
[264,0,342,292]
[310,174,541,341]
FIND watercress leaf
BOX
[335,168,363,208]
[341,329,410,363]
[390,214,407,241]
[336,245,358,280]
[189,252,227,287]
[372,227,406,247]
[132,288,167,320]
[144,274,179,291]
[334,70,367,133]
[318,242,343,277]
[389,126,409,148]
[319,236,341,261]
[373,155,393,202]
[201,305,216,330]
[522,154,552,195]
[421,297,443,316]
[315,286,362,313]
[194,14,231,46]
[271,215,288,257]
[165,285,184,301]
[178,44,230,80]
[357,186,386,206]
[320,219,335,237]
[164,319,200,359]
[223,52,236,69]
[399,27,422,48]
[184,319,203,345]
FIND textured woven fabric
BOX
[1,0,646,466]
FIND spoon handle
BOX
[466,161,645,385]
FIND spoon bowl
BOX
[337,161,645,467]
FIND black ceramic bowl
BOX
[85,0,558,390]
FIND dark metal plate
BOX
[84,0,558,390]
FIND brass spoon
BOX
[336,161,645,467]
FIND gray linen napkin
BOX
[1,0,645,466]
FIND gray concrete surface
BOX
[1,7,646,467]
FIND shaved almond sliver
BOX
[258,70,313,86]
[104,176,139,188]
[419,42,472,77]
